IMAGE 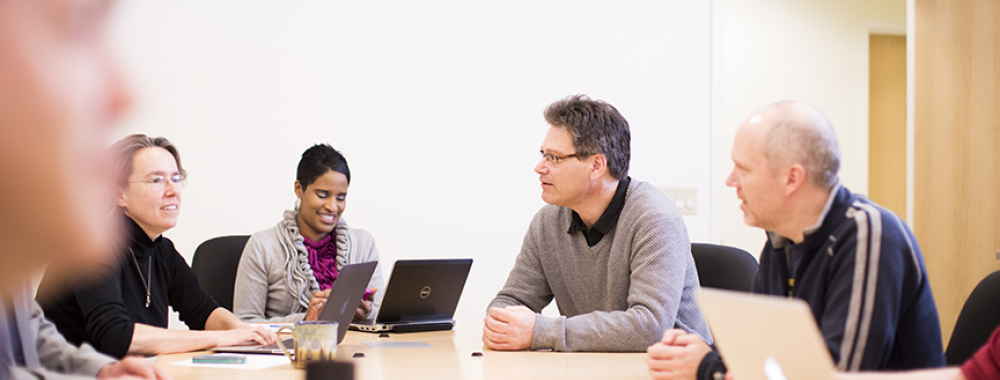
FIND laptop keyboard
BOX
[253,338,294,350]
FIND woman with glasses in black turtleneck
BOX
[39,134,276,359]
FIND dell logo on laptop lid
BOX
[419,286,432,299]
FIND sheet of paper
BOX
[171,354,290,370]
[362,341,433,349]
[265,323,294,332]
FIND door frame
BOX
[857,21,907,218]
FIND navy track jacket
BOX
[699,185,945,379]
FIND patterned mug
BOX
[277,321,339,369]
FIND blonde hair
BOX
[109,134,185,188]
[761,101,841,190]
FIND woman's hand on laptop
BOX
[212,325,277,347]
[353,287,378,321]
[304,289,332,321]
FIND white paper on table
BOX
[265,323,294,332]
[171,354,291,370]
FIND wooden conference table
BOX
[154,327,651,380]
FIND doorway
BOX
[868,34,907,220]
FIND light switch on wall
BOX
[657,187,697,215]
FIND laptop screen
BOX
[374,259,473,323]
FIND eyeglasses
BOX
[540,150,588,165]
[128,174,187,190]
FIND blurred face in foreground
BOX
[0,0,130,291]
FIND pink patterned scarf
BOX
[303,234,339,290]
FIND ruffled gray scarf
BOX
[276,210,351,311]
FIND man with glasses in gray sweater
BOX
[483,95,711,352]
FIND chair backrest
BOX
[191,235,250,312]
[690,243,759,292]
[945,270,1000,365]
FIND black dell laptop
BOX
[350,259,472,333]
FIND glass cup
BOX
[277,321,339,369]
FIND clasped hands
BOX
[482,305,536,351]
[647,329,714,380]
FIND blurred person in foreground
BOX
[0,0,168,378]
[646,101,944,380]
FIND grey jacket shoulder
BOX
[2,284,116,379]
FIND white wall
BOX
[107,1,722,329]
[721,0,906,255]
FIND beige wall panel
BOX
[914,0,1000,344]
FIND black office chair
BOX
[191,235,251,312]
[690,243,759,292]
[945,270,1000,365]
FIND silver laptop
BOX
[350,259,472,333]
[212,261,378,354]
[695,288,837,380]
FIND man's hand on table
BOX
[482,305,536,351]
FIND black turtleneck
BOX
[37,215,220,359]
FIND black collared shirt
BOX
[568,177,631,247]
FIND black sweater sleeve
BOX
[162,240,220,330]
[73,269,137,359]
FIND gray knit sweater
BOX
[488,180,712,352]
[233,210,384,323]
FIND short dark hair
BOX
[297,144,350,189]
[110,134,185,188]
[543,94,631,180]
